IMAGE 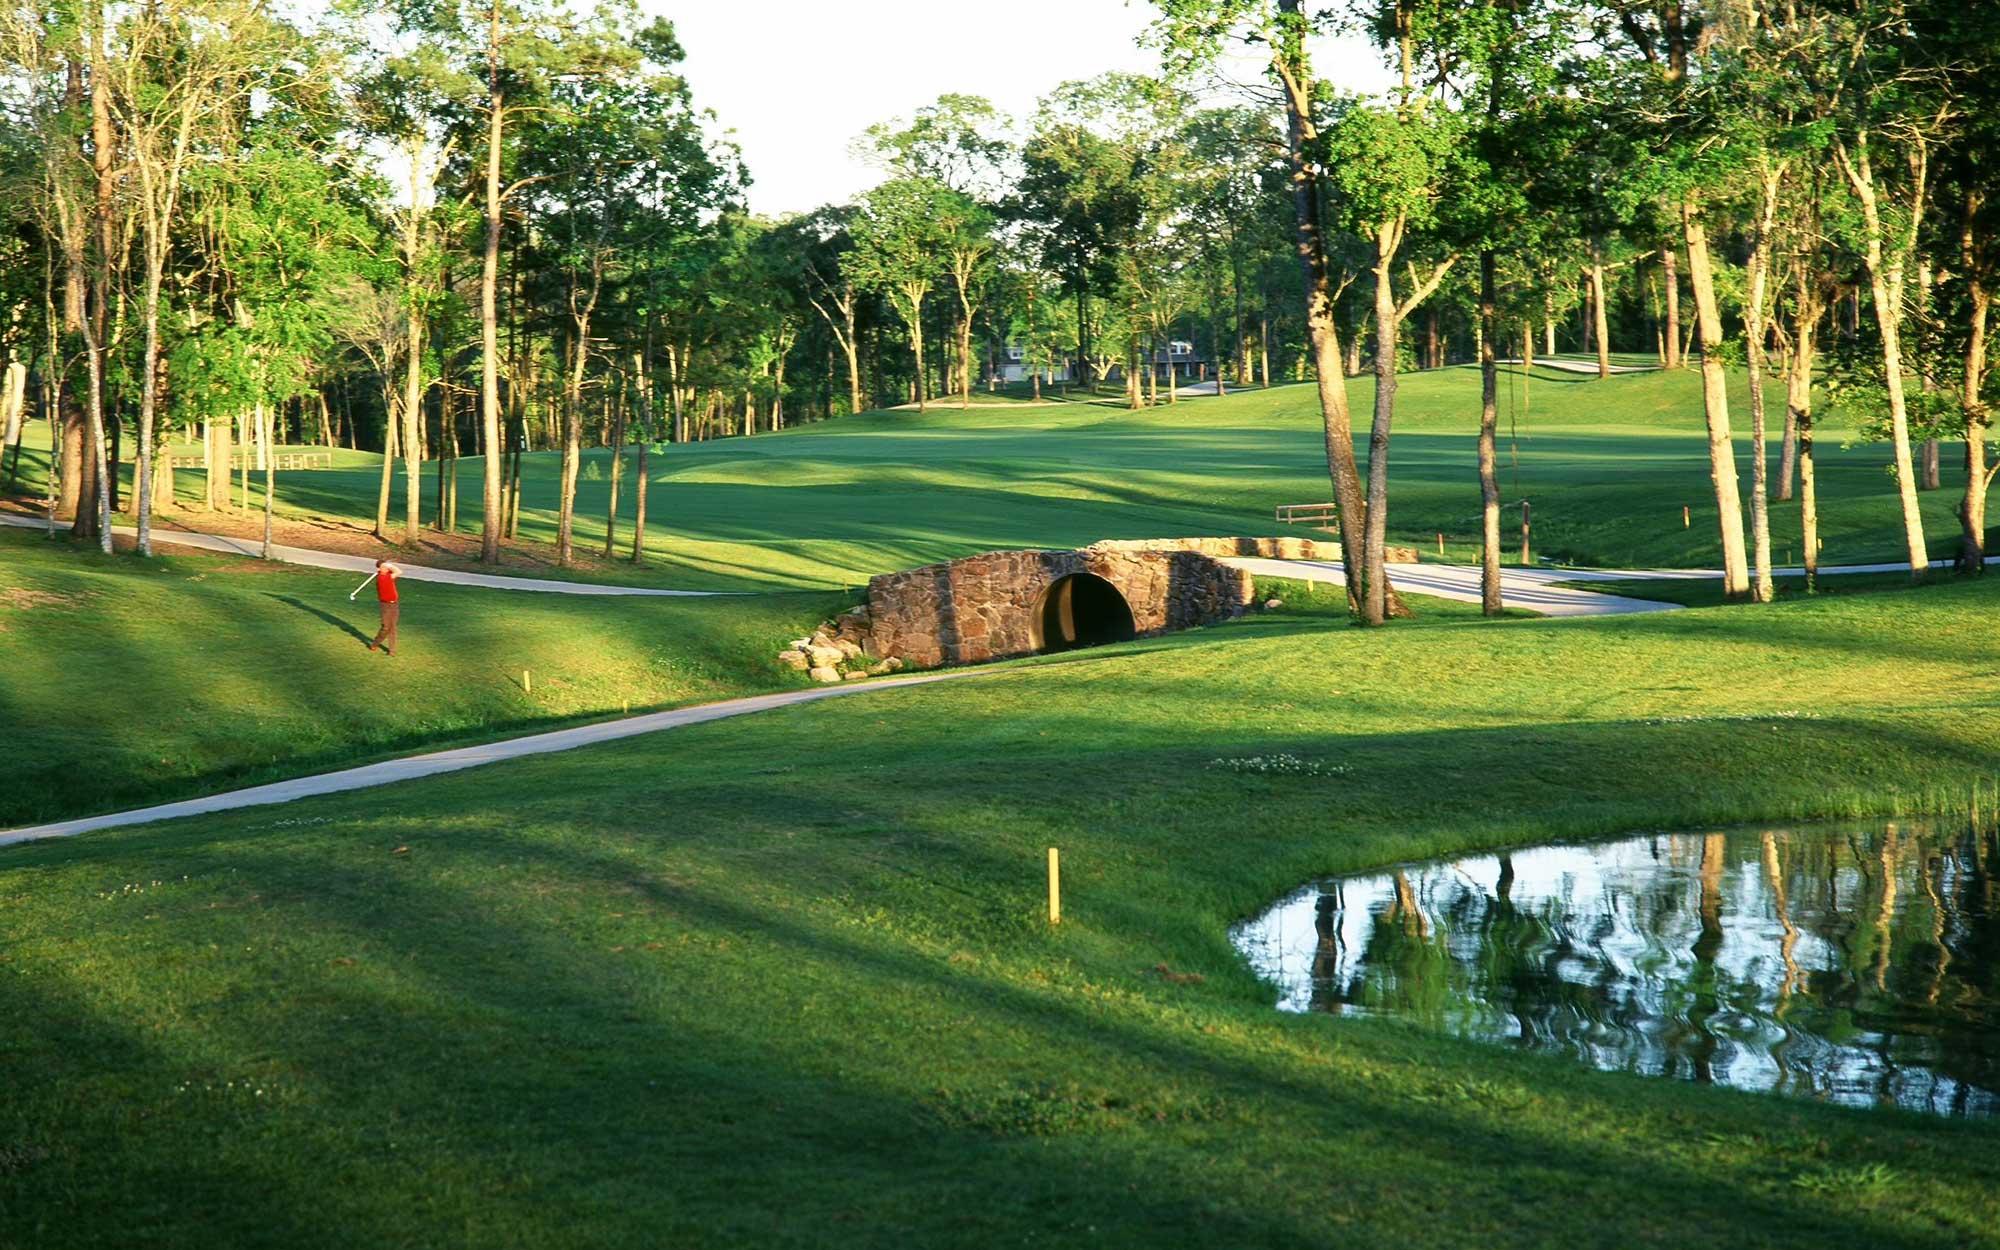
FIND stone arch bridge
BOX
[837,537,1343,671]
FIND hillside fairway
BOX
[4,364,1983,589]
[0,527,839,828]
[4,574,1998,1248]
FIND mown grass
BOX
[3,574,1997,1247]
[1585,567,1988,607]
[0,527,841,827]
[4,363,1982,589]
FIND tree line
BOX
[2,0,1995,605]
[1152,0,1999,620]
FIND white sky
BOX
[657,0,1391,218]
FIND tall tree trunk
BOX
[1790,266,1824,592]
[403,307,423,545]
[1683,192,1751,597]
[79,15,115,551]
[632,347,651,562]
[666,341,685,443]
[1479,250,1502,615]
[1363,223,1402,625]
[477,2,505,565]
[842,295,861,416]
[557,330,585,566]
[6,358,34,483]
[1660,241,1682,369]
[259,398,275,559]
[957,289,974,410]
[79,325,109,552]
[134,244,164,556]
[1590,243,1611,379]
[1959,192,1993,573]
[1777,397,1799,502]
[1272,3,1369,617]
[1744,162,1782,603]
[1836,133,1930,581]
[1918,260,1940,490]
[910,302,928,415]
[210,416,231,511]
[1074,282,1091,389]
[375,390,398,538]
[603,376,626,558]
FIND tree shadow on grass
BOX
[10,698,2000,1246]
[266,592,373,648]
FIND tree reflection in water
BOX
[1233,822,2000,1118]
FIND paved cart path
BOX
[1230,555,1993,616]
[6,509,1978,847]
[1225,558,1680,617]
[0,513,726,596]
[0,671,987,848]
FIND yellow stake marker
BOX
[1047,847,1061,925]
[1682,505,1690,528]
[523,669,532,694]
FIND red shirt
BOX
[376,565,400,603]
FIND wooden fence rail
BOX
[1273,502,1339,527]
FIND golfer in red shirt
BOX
[369,559,401,656]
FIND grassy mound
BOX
[0,527,841,827]
[4,571,1996,1247]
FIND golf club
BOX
[348,571,379,602]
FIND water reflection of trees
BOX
[1299,824,2000,1118]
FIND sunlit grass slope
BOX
[4,364,1979,589]
[0,527,838,827]
[4,573,1998,1248]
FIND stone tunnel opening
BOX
[1034,572,1137,654]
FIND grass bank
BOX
[0,527,840,827]
[4,573,1996,1247]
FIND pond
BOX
[1232,822,2000,1119]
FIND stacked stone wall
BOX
[778,535,1423,677]
[857,539,1273,671]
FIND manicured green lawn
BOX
[0,527,840,827]
[5,364,1981,589]
[4,573,1997,1247]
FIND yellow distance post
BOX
[1047,847,1061,925]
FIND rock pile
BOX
[775,606,904,684]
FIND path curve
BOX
[1241,554,1998,615]
[0,670,987,848]
[1232,558,1679,617]
[0,513,725,597]
[11,512,1980,848]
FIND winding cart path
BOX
[7,510,1953,847]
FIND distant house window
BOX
[1007,345,1024,361]
[1170,340,1194,357]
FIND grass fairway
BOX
[0,527,839,827]
[4,576,1997,1247]
[5,364,1986,589]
